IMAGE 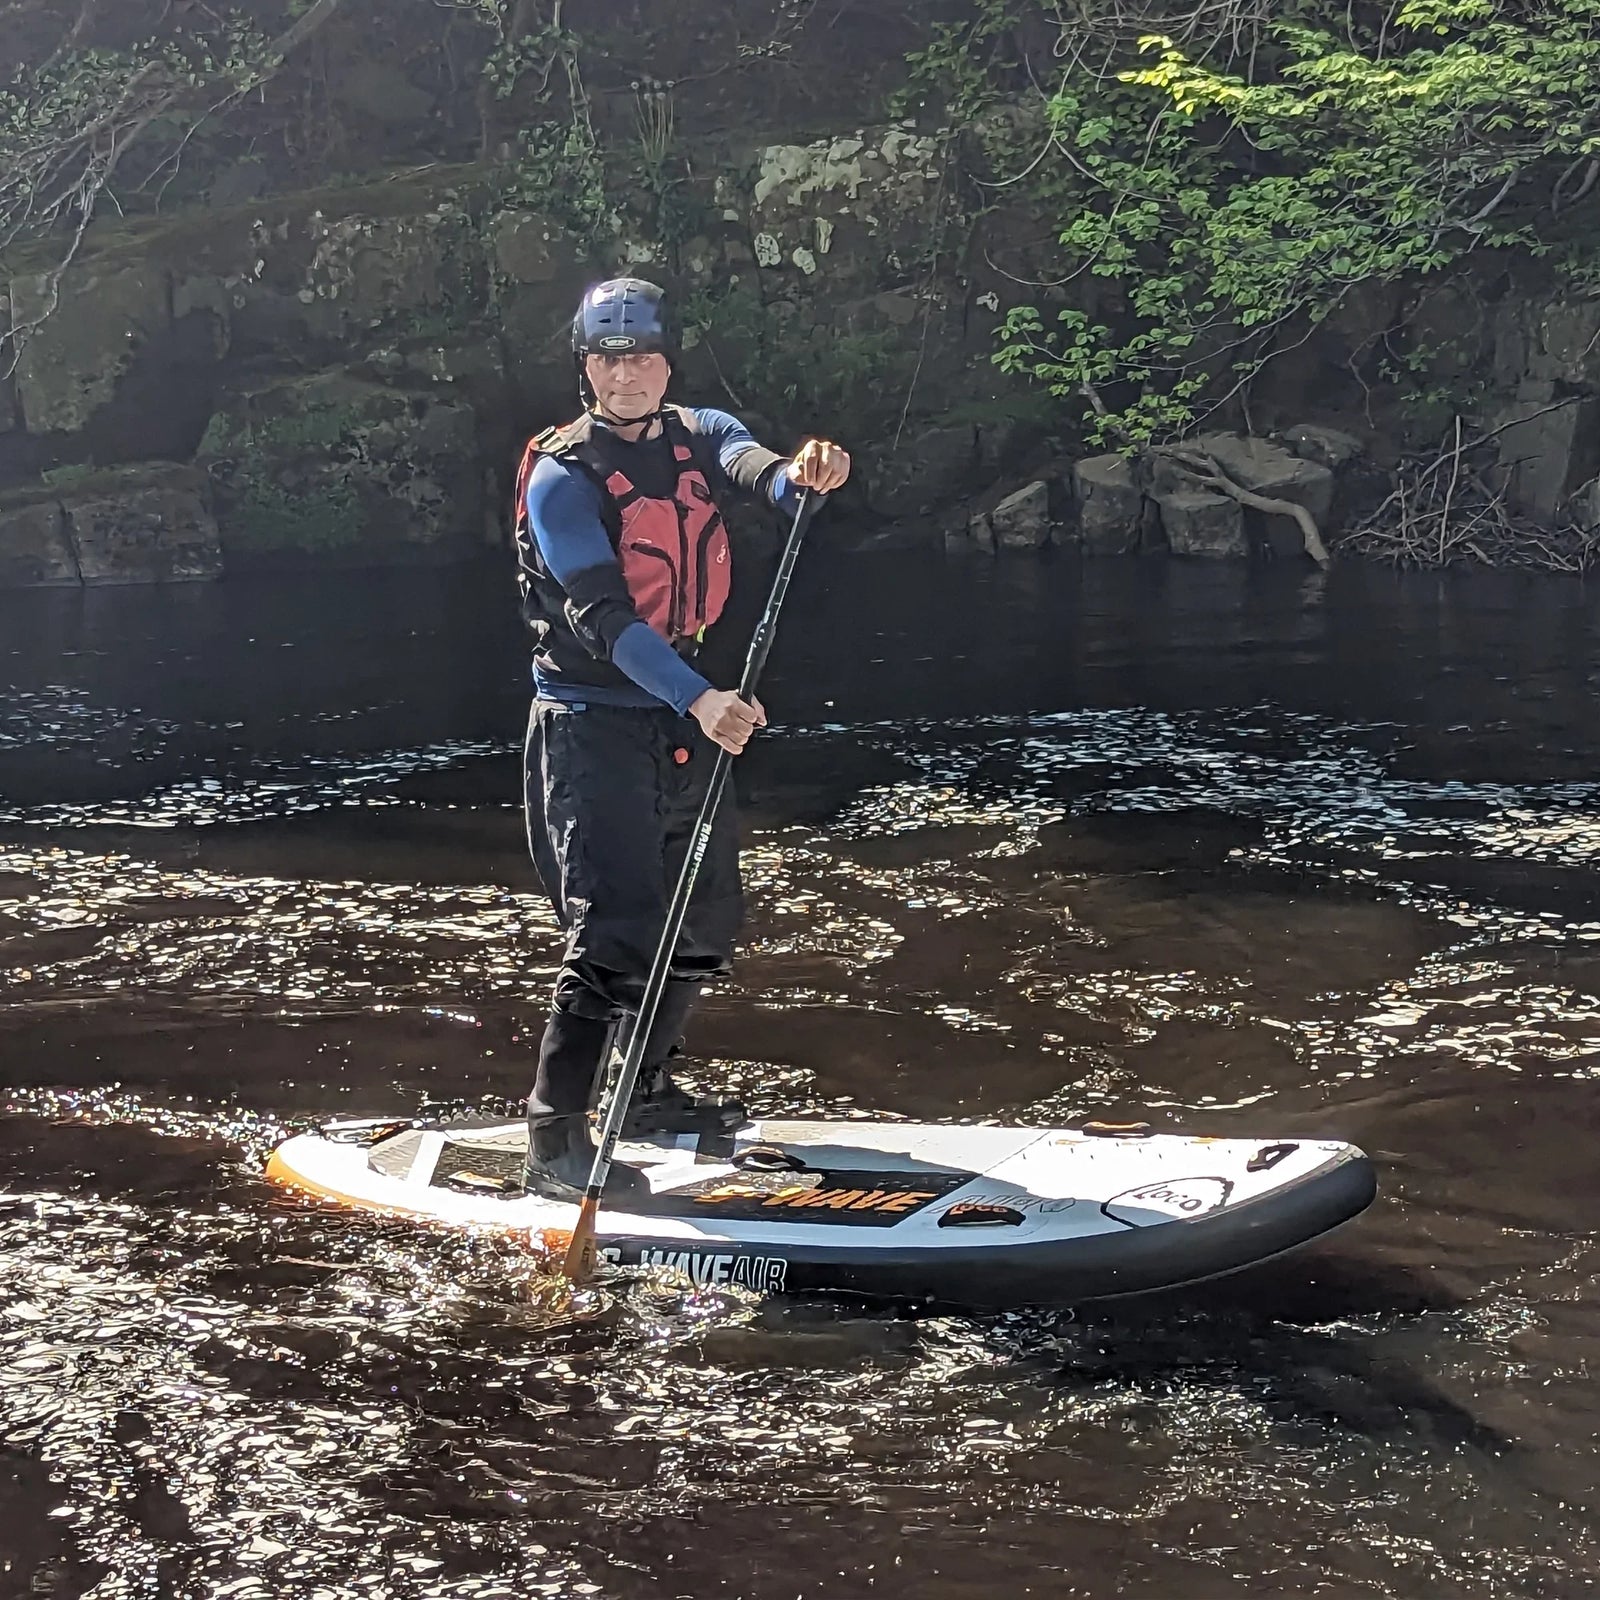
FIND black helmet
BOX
[572,278,677,362]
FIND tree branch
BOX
[2,0,354,361]
[1155,444,1331,566]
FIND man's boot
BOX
[522,1112,648,1203]
[618,980,748,1138]
[524,1006,647,1202]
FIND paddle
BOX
[560,487,819,1281]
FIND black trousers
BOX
[523,699,743,1117]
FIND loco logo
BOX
[1102,1176,1233,1226]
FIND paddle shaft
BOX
[561,488,817,1279]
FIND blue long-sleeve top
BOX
[524,407,804,715]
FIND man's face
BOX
[585,351,670,420]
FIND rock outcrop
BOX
[1149,433,1333,560]
[0,494,77,587]
[1073,455,1143,554]
[197,373,483,566]
[1158,490,1246,559]
[2,101,1598,588]
[989,481,1051,551]
[0,464,219,586]
[942,426,1361,564]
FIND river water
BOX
[2,551,1598,1599]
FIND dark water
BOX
[2,551,1599,1600]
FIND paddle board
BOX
[266,1114,1375,1305]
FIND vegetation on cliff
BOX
[898,0,1600,450]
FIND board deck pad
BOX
[263,1113,1378,1306]
[427,1127,977,1224]
[639,1166,974,1225]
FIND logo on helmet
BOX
[596,335,636,351]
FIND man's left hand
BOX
[790,438,851,494]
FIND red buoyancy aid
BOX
[514,408,732,644]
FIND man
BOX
[513,277,851,1200]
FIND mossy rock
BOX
[0,463,220,586]
[1,167,504,459]
[8,260,172,436]
[0,495,76,586]
[198,371,484,566]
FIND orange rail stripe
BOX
[264,1150,568,1257]
[263,1150,481,1224]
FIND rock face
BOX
[0,466,219,585]
[1564,474,1600,532]
[4,102,1595,585]
[1491,387,1600,523]
[989,480,1050,550]
[866,424,978,519]
[65,465,221,583]
[9,260,173,436]
[1158,489,1246,558]
[0,150,1065,584]
[1470,286,1600,524]
[1073,454,1143,553]
[488,210,592,418]
[197,372,483,565]
[1276,423,1364,470]
[1155,434,1334,558]
[214,183,491,364]
[0,494,78,586]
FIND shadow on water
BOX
[3,551,1600,1597]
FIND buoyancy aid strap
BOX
[527,414,629,543]
[514,416,594,535]
[577,408,711,534]
[661,405,720,492]
[517,407,717,550]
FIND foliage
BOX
[914,0,1600,446]
[893,0,1023,125]
[201,393,365,455]
[232,475,361,549]
[473,4,574,103]
[683,280,918,439]
[500,120,613,248]
[627,81,707,261]
[0,18,273,247]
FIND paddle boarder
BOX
[512,277,851,1199]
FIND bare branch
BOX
[1553,156,1600,215]
[1155,443,1331,566]
[1,0,353,362]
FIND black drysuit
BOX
[515,407,792,1118]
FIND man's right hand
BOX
[689,688,767,755]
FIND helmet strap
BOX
[590,402,664,439]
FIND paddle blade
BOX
[560,1197,601,1281]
